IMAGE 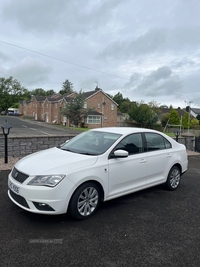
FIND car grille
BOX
[11,167,29,184]
[9,190,30,209]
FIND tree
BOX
[112,92,131,113]
[128,101,158,127]
[30,88,47,96]
[0,76,27,111]
[120,100,132,113]
[196,114,200,121]
[61,90,88,126]
[168,109,180,125]
[191,118,199,127]
[113,92,124,106]
[46,89,56,95]
[161,113,170,127]
[182,112,190,129]
[59,79,73,95]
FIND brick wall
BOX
[86,91,117,128]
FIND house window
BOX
[46,104,48,108]
[64,103,66,108]
[98,103,100,109]
[111,104,114,110]
[55,103,57,108]
[86,115,101,124]
[84,102,87,109]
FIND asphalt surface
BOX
[0,156,200,267]
[0,116,81,136]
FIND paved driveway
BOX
[0,156,200,267]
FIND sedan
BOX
[8,127,188,220]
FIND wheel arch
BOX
[68,180,105,208]
[171,163,182,174]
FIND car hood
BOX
[15,147,98,175]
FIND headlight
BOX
[27,174,66,187]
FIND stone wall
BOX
[0,132,196,159]
[0,135,75,158]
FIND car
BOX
[8,127,188,220]
[0,111,6,115]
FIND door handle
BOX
[140,159,146,163]
[167,154,171,158]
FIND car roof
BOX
[90,127,160,135]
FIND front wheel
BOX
[165,166,181,191]
[69,182,101,220]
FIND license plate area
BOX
[8,180,20,195]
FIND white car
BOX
[8,127,188,220]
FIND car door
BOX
[107,133,147,199]
[144,132,173,186]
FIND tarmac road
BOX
[0,156,200,267]
[0,116,81,136]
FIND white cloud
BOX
[0,0,200,107]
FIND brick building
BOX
[19,87,118,128]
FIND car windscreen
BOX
[60,131,122,155]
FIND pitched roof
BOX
[82,87,118,106]
[191,108,200,115]
[159,108,186,118]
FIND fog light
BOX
[33,202,55,211]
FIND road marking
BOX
[40,131,52,135]
[29,128,37,131]
[22,125,28,128]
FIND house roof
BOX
[82,87,118,106]
[159,108,186,118]
[88,110,102,115]
[191,108,200,115]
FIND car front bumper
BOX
[8,173,77,215]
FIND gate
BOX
[195,136,200,152]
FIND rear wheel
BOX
[165,166,181,191]
[69,182,101,220]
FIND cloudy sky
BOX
[1,0,200,108]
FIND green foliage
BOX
[196,114,200,121]
[0,76,27,111]
[168,109,180,125]
[112,92,131,113]
[182,112,190,129]
[61,90,88,126]
[30,88,47,96]
[161,113,170,127]
[191,118,199,126]
[128,101,158,127]
[59,79,73,95]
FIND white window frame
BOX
[86,115,101,124]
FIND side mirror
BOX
[112,149,129,158]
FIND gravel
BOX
[0,157,21,170]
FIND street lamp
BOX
[1,120,12,164]
[174,129,180,142]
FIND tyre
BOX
[165,166,181,191]
[69,182,101,220]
